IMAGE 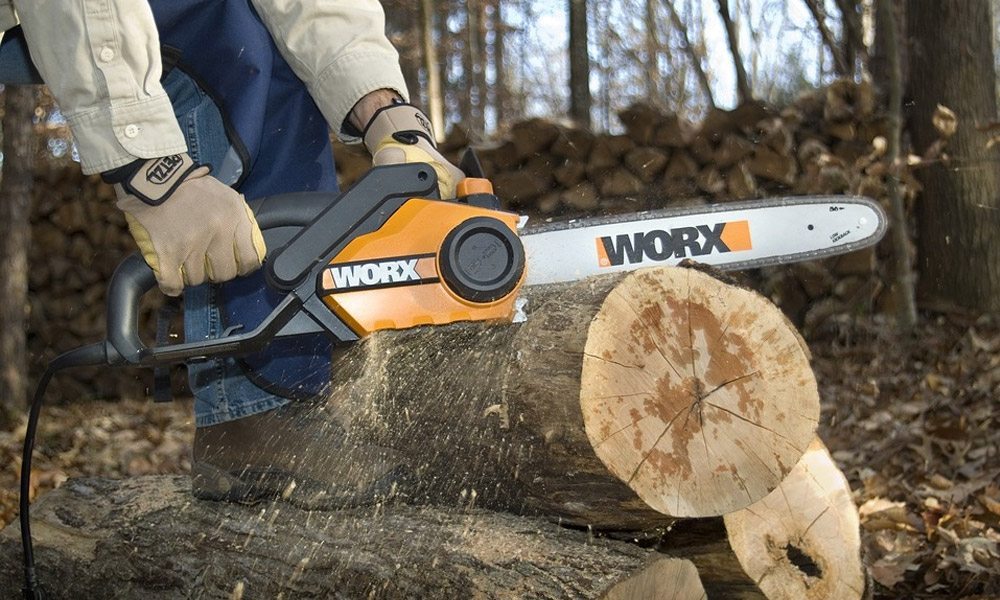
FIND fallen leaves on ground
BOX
[813,312,999,599]
[0,399,194,529]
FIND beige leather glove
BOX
[106,153,266,297]
[363,104,465,199]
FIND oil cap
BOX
[439,216,525,303]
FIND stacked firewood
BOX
[26,167,165,403]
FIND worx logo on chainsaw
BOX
[596,220,753,267]
[321,254,439,292]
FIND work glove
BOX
[363,103,465,199]
[104,153,266,297]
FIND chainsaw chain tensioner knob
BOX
[439,216,525,303]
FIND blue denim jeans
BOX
[163,68,292,427]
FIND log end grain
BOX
[580,267,819,518]
[723,438,866,600]
[600,557,707,600]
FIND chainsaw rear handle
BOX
[102,158,464,366]
[103,192,336,365]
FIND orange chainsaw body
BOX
[317,179,525,336]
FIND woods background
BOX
[0,1,997,598]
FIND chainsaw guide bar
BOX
[521,196,887,286]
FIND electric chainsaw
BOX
[17,156,886,598]
[94,160,885,367]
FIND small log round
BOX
[723,438,867,600]
[601,557,707,600]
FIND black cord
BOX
[20,342,107,599]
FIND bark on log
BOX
[724,438,868,600]
[0,476,705,599]
[330,266,820,528]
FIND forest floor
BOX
[1,312,997,599]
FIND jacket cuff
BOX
[310,51,409,145]
[65,92,187,174]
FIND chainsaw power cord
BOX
[20,342,108,600]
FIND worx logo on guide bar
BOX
[596,221,752,267]
[322,254,438,292]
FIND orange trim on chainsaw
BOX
[320,199,524,335]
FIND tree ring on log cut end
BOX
[579,266,819,518]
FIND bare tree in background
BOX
[0,85,37,426]
[644,0,663,101]
[715,0,753,102]
[907,0,1000,312]
[489,1,510,129]
[876,0,916,330]
[420,0,445,141]
[664,0,716,109]
[803,0,850,76]
[834,0,867,76]
[569,0,591,127]
[383,1,422,107]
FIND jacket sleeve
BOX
[248,0,409,143]
[11,0,186,174]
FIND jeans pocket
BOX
[162,67,232,177]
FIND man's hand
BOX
[106,153,266,296]
[358,100,465,199]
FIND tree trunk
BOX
[420,0,445,142]
[491,0,508,129]
[877,0,917,331]
[906,0,1000,312]
[330,266,819,528]
[803,0,850,76]
[466,0,485,133]
[644,0,662,102]
[382,0,422,108]
[0,476,708,599]
[724,438,868,600]
[834,0,868,76]
[569,0,592,128]
[0,85,36,427]
[716,0,752,103]
[664,0,716,109]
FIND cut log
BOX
[601,557,707,600]
[624,147,670,183]
[596,167,646,197]
[332,266,819,528]
[0,476,699,599]
[724,438,867,600]
[510,118,561,161]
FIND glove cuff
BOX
[362,103,437,153]
[103,153,201,206]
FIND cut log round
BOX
[723,438,867,600]
[333,265,818,528]
[601,557,707,600]
[580,267,819,517]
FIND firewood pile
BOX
[27,167,166,403]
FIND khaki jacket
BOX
[1,0,407,174]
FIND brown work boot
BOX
[191,400,411,509]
